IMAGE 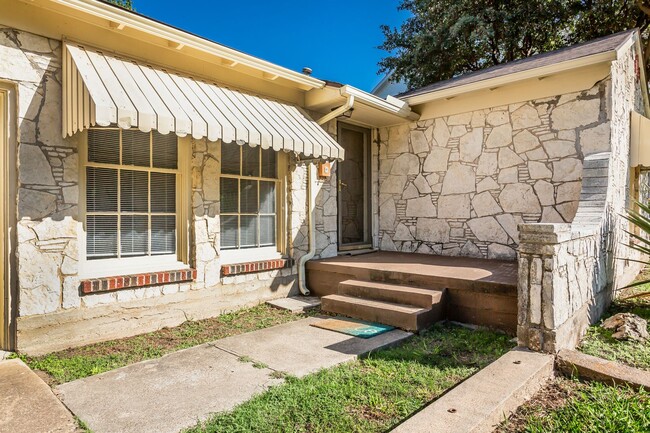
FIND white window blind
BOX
[86,127,179,260]
[220,143,278,250]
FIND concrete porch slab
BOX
[57,317,412,433]
[390,348,554,433]
[213,316,412,377]
[0,359,78,433]
[266,295,321,313]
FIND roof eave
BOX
[341,85,420,121]
[402,51,618,106]
[33,0,325,90]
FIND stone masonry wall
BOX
[3,26,335,352]
[517,40,645,353]
[378,82,611,259]
[1,26,83,316]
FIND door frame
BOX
[0,82,16,351]
[337,122,372,251]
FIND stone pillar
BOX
[518,222,607,353]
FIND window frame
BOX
[219,143,287,264]
[78,127,191,279]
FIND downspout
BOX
[298,93,354,295]
[297,162,316,295]
[317,95,355,126]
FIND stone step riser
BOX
[322,294,445,331]
[338,282,442,308]
[321,297,421,331]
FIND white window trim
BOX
[78,129,191,280]
[218,143,288,262]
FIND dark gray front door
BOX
[337,123,371,250]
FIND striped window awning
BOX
[63,43,344,160]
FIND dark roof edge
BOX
[398,29,637,100]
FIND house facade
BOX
[0,0,648,355]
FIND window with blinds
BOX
[220,143,278,250]
[85,128,178,260]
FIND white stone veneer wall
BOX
[517,40,646,352]
[2,26,337,353]
[378,83,611,259]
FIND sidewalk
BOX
[0,358,78,433]
[56,316,411,433]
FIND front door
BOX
[337,123,371,250]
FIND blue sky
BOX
[135,1,409,92]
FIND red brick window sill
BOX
[81,269,197,294]
[222,259,291,276]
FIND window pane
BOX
[260,181,276,213]
[221,142,240,175]
[122,129,150,167]
[220,215,238,249]
[120,170,148,213]
[87,167,117,212]
[151,172,176,213]
[240,180,258,213]
[151,215,176,255]
[261,148,276,179]
[242,145,260,177]
[88,128,119,164]
[220,178,238,213]
[240,215,257,248]
[87,215,118,259]
[260,215,275,246]
[152,131,178,169]
[121,215,148,257]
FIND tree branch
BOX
[636,0,650,17]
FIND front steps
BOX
[321,279,446,331]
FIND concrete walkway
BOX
[56,316,411,433]
[0,359,78,433]
[391,348,554,433]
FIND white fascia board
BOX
[402,51,617,106]
[622,33,650,116]
[41,0,325,89]
[340,85,420,121]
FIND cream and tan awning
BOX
[63,43,343,160]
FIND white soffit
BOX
[63,42,344,160]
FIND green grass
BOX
[499,379,650,433]
[185,323,514,433]
[18,304,306,384]
[578,296,650,371]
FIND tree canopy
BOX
[379,0,650,89]
[105,0,134,11]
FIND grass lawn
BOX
[497,378,650,433]
[17,304,307,384]
[186,323,514,433]
[578,279,650,371]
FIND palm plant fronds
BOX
[619,200,650,300]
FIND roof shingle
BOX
[399,30,636,99]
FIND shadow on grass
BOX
[186,323,515,433]
[579,296,650,371]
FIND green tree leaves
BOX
[105,0,134,11]
[380,0,650,89]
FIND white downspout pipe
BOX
[297,162,316,295]
[317,95,355,125]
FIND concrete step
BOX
[390,348,555,433]
[321,294,441,331]
[338,279,445,308]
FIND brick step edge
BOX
[222,258,293,276]
[82,269,197,294]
